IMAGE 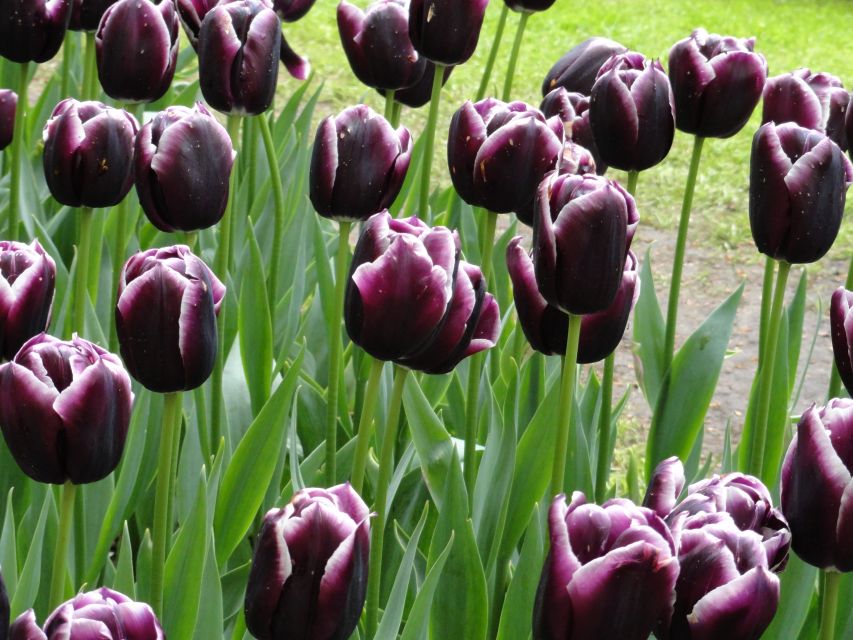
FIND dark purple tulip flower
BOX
[0,0,71,64]
[0,90,17,152]
[338,0,427,92]
[390,62,453,108]
[0,570,8,640]
[533,492,679,640]
[781,400,853,571]
[668,29,767,138]
[345,212,499,373]
[750,122,853,264]
[43,99,139,208]
[448,99,564,213]
[0,240,56,362]
[245,484,370,640]
[508,239,637,361]
[831,287,853,397]
[96,0,179,104]
[116,245,225,393]
[135,103,236,232]
[541,88,606,175]
[542,37,627,97]
[175,0,219,48]
[533,172,638,315]
[10,588,163,639]
[273,0,316,21]
[310,105,412,221]
[408,0,489,66]
[589,52,675,172]
[505,0,556,12]
[762,69,849,150]
[0,334,132,485]
[69,0,117,31]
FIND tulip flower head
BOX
[541,88,606,174]
[0,0,72,64]
[245,484,370,640]
[0,334,132,485]
[0,91,17,152]
[542,37,627,97]
[69,0,117,31]
[135,103,236,232]
[408,0,489,66]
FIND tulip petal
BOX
[245,509,292,639]
[114,602,163,639]
[9,609,47,640]
[199,9,241,112]
[762,74,823,130]
[533,496,578,640]
[176,258,219,391]
[448,101,490,208]
[632,64,675,169]
[577,255,638,364]
[508,237,558,355]
[643,457,686,519]
[836,479,853,571]
[240,8,282,112]
[280,32,309,81]
[749,123,793,258]
[590,69,639,169]
[309,117,340,217]
[76,111,136,207]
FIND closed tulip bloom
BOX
[175,0,219,48]
[273,0,317,21]
[505,0,556,12]
[0,0,71,64]
[310,105,412,221]
[781,400,853,571]
[390,62,453,108]
[750,122,853,264]
[135,103,236,232]
[0,91,17,152]
[831,287,853,396]
[533,172,638,315]
[245,484,370,640]
[448,99,564,213]
[116,245,224,393]
[541,88,606,174]
[338,0,427,92]
[0,334,132,485]
[589,52,675,172]
[533,493,679,640]
[668,29,767,138]
[96,0,179,103]
[0,240,56,362]
[69,0,117,31]
[542,37,627,97]
[408,0,489,66]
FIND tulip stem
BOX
[502,11,530,102]
[384,89,395,122]
[257,112,286,307]
[827,257,853,399]
[595,353,615,503]
[663,135,705,372]
[72,207,94,335]
[748,260,790,481]
[820,571,841,640]
[626,170,639,196]
[476,3,509,101]
[60,32,72,101]
[351,356,385,494]
[48,481,77,608]
[550,314,582,497]
[758,256,775,365]
[82,31,97,101]
[366,365,409,637]
[8,61,28,240]
[418,64,446,219]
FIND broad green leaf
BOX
[496,505,545,640]
[399,533,454,640]
[136,530,153,605]
[762,555,817,640]
[10,490,51,616]
[633,248,667,406]
[0,489,17,593]
[194,535,224,640]
[786,268,807,397]
[239,220,273,416]
[113,521,135,599]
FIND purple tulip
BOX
[9,588,163,639]
[533,172,638,315]
[0,0,71,64]
[390,62,453,108]
[69,0,117,31]
[0,90,17,153]
[42,99,139,208]
[175,0,219,48]
[448,99,564,213]
[781,400,853,571]
[338,0,427,92]
[116,245,225,393]
[589,52,675,171]
[345,212,499,373]
[749,121,852,264]
[831,287,853,397]
[541,88,606,174]
[245,484,370,640]
[0,334,132,485]
[408,0,489,66]
[505,0,555,11]
[310,105,412,221]
[273,0,316,21]
[96,0,179,103]
[643,456,685,520]
[668,29,767,138]
[542,37,627,97]
[533,492,679,640]
[135,103,236,232]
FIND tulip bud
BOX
[589,52,675,172]
[116,245,225,393]
[0,1,71,64]
[781,400,853,571]
[345,212,499,372]
[749,122,853,264]
[42,99,139,208]
[0,334,132,485]
[408,0,489,66]
[310,105,412,221]
[643,456,685,519]
[245,484,370,640]
[533,493,679,640]
[135,103,236,232]
[96,0,179,104]
[338,0,427,92]
[448,99,564,213]
[0,91,17,152]
[541,88,606,175]
[505,0,556,11]
[668,29,767,138]
[542,37,627,97]
[533,172,638,315]
[390,62,453,109]
[69,0,117,31]
[175,0,219,48]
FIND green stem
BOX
[8,62,28,240]
[550,314,582,497]
[73,208,94,335]
[418,64,446,219]
[595,354,615,503]
[351,356,385,494]
[325,221,352,486]
[758,256,775,365]
[391,101,403,129]
[626,170,639,196]
[384,89,395,122]
[748,260,791,480]
[60,32,72,99]
[49,482,77,608]
[828,257,853,398]
[820,571,841,640]
[82,32,97,101]
[365,365,408,637]
[663,136,705,372]
[257,113,286,308]
[501,11,530,102]
[476,3,509,100]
